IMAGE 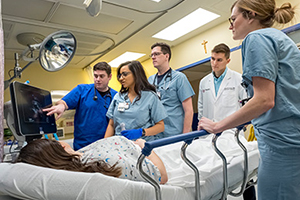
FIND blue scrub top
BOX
[148,70,195,138]
[241,28,300,152]
[63,84,117,150]
[106,90,167,141]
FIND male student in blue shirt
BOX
[148,42,195,138]
[44,62,117,150]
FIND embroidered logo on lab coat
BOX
[224,87,235,90]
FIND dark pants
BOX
[243,182,256,200]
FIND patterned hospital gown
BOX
[78,136,161,182]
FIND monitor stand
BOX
[3,101,42,162]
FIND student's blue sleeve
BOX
[176,73,195,102]
[149,92,167,123]
[62,85,82,109]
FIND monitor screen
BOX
[10,81,57,136]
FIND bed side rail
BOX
[228,122,253,197]
[137,130,210,200]
[138,122,251,200]
[141,130,210,157]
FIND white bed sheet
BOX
[0,135,259,200]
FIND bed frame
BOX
[138,123,257,200]
[0,126,259,200]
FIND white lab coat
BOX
[198,68,247,123]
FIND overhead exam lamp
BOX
[83,0,102,17]
[4,31,77,90]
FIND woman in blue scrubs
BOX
[199,0,300,199]
[105,61,167,141]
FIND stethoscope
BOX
[240,80,252,106]
[93,86,112,109]
[152,70,172,91]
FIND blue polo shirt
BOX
[63,84,117,150]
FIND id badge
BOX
[118,102,129,112]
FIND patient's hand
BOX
[134,139,146,149]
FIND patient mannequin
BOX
[16,136,168,184]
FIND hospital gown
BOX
[78,136,161,183]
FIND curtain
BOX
[0,0,4,162]
[84,65,94,83]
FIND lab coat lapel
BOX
[208,74,217,101]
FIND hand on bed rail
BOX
[198,117,251,134]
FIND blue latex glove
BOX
[121,128,143,140]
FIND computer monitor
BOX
[9,81,57,137]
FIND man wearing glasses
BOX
[148,42,195,138]
[44,62,117,150]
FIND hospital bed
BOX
[0,81,259,199]
[138,123,258,200]
[0,128,259,200]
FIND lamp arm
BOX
[21,43,40,62]
[4,60,36,90]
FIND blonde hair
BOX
[232,0,295,27]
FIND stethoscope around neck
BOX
[93,86,112,109]
[153,70,172,90]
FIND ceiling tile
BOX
[49,4,133,34]
[2,0,54,21]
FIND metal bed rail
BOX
[137,130,211,200]
[137,123,253,200]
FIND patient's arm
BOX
[135,139,168,184]
[104,119,115,138]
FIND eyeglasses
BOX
[117,71,131,79]
[149,52,164,58]
[228,11,244,27]
[228,17,234,27]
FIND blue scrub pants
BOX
[257,142,300,200]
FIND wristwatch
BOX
[142,129,146,137]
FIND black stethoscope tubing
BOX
[153,70,172,90]
[93,86,112,109]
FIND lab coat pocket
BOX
[221,90,236,107]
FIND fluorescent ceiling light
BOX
[150,0,161,2]
[152,8,220,41]
[109,52,146,68]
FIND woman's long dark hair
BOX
[15,139,122,177]
[117,60,156,101]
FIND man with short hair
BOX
[197,43,255,200]
[44,62,117,150]
[148,42,195,138]
[198,43,246,124]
